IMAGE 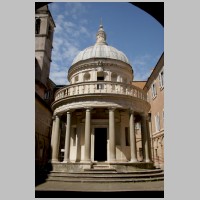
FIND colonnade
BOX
[50,107,151,163]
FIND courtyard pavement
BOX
[35,180,164,198]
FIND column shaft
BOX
[109,108,116,161]
[129,112,137,162]
[84,108,91,161]
[63,111,71,162]
[51,115,60,162]
[141,114,151,162]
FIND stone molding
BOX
[68,59,133,79]
[53,96,150,116]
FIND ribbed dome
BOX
[72,44,130,65]
[71,23,130,66]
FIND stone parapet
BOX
[54,81,147,101]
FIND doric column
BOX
[63,111,71,163]
[51,115,60,162]
[129,110,137,162]
[141,114,151,162]
[109,107,116,162]
[119,111,126,161]
[84,108,92,162]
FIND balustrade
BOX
[54,81,147,101]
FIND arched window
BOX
[35,18,41,34]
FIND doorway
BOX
[94,128,107,161]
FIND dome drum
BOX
[68,59,133,85]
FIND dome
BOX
[71,23,130,65]
[72,44,130,65]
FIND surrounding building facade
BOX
[35,5,56,174]
[144,54,164,169]
[35,4,164,181]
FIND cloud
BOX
[131,54,155,81]
[50,64,69,85]
[48,2,93,85]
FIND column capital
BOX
[66,109,75,114]
[66,110,71,114]
[129,109,135,114]
[108,107,116,111]
[141,112,148,119]
[84,107,93,111]
[52,114,60,120]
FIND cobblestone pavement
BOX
[35,180,164,192]
[35,181,164,198]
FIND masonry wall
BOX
[145,54,164,169]
[35,97,53,171]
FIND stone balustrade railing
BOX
[54,81,147,101]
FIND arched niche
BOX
[83,72,91,81]
[111,72,117,82]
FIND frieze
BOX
[68,60,132,77]
[53,95,150,115]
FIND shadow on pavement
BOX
[35,190,164,198]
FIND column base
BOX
[83,160,92,163]
[109,159,116,163]
[143,159,151,163]
[62,160,70,163]
[51,159,59,163]
[130,159,138,163]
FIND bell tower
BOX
[35,5,55,89]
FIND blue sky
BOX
[48,2,164,85]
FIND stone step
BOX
[48,172,164,179]
[84,168,116,172]
[47,168,164,183]
[52,169,163,175]
[47,176,164,183]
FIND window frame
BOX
[155,113,160,132]
[151,82,157,99]
[159,70,164,89]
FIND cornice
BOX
[51,93,150,115]
[68,59,133,78]
[144,53,164,90]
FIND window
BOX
[159,70,164,88]
[155,113,160,132]
[35,18,41,34]
[97,71,104,81]
[44,90,51,100]
[151,82,157,98]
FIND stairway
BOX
[47,168,164,183]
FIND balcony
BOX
[54,81,147,102]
